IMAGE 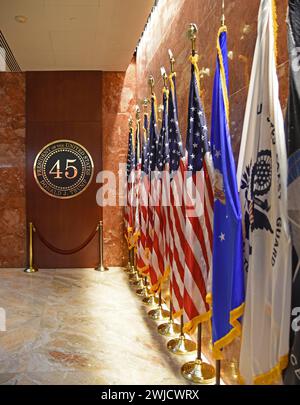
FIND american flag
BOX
[149,90,167,292]
[133,116,142,257]
[158,87,171,284]
[136,110,150,275]
[168,72,186,316]
[124,123,135,248]
[183,55,214,334]
[147,93,159,288]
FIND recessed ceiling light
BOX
[15,15,28,23]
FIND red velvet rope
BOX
[34,225,98,255]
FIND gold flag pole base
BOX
[128,271,140,283]
[124,261,132,273]
[147,290,169,321]
[126,265,136,275]
[158,319,181,337]
[94,265,109,272]
[148,305,169,321]
[181,359,216,384]
[142,294,159,306]
[130,277,144,289]
[24,266,38,273]
[167,334,196,355]
[136,285,150,297]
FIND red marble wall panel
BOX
[136,0,288,162]
[0,73,26,267]
[102,62,137,267]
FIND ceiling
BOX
[0,0,154,71]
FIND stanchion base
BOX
[148,306,169,321]
[181,359,216,385]
[124,262,132,273]
[142,294,159,306]
[126,267,136,275]
[136,286,150,297]
[158,320,181,337]
[24,267,38,273]
[128,272,139,282]
[130,278,144,289]
[94,265,109,272]
[167,335,196,355]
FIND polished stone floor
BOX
[0,267,215,385]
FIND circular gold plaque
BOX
[33,140,94,199]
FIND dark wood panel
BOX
[26,71,102,123]
[26,72,102,268]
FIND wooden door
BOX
[26,71,102,268]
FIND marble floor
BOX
[0,267,216,385]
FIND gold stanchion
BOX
[24,222,38,273]
[167,315,196,355]
[148,290,169,321]
[181,323,216,384]
[158,299,180,337]
[95,220,109,272]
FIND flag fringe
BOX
[168,72,176,97]
[211,303,245,360]
[125,229,140,250]
[149,266,170,294]
[253,355,288,385]
[189,54,201,96]
[137,265,149,276]
[173,308,183,319]
[182,309,211,335]
[238,354,288,385]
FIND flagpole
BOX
[147,68,169,322]
[214,0,225,384]
[167,23,200,358]
[221,0,225,27]
[215,358,221,385]
[165,47,196,353]
[127,109,140,281]
[180,23,216,383]
[136,98,152,297]
[129,106,144,289]
[142,75,159,307]
[157,57,180,337]
[125,117,136,275]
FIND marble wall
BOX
[0,0,290,269]
[136,0,289,161]
[0,73,26,268]
[102,63,137,267]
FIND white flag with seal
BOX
[237,0,292,385]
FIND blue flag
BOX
[210,26,245,359]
